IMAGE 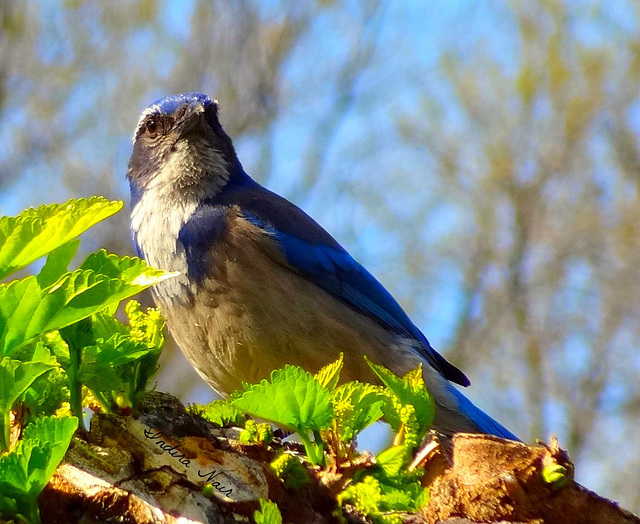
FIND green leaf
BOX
[339,467,428,523]
[376,446,410,478]
[239,419,273,445]
[366,359,434,424]
[0,351,56,451]
[10,343,61,420]
[232,365,333,432]
[232,365,332,465]
[315,353,343,391]
[196,400,245,427]
[90,310,128,338]
[270,452,309,489]
[254,499,282,524]
[88,312,161,368]
[0,443,31,498]
[331,381,385,443]
[0,197,122,281]
[76,346,126,393]
[0,439,49,523]
[0,416,78,523]
[36,240,80,288]
[20,366,69,421]
[542,462,568,488]
[90,334,156,368]
[48,251,173,330]
[21,416,78,484]
[44,331,70,368]
[93,302,163,346]
[13,341,68,421]
[0,254,173,355]
[378,479,428,512]
[366,358,435,446]
[0,277,43,356]
[123,300,165,348]
[339,475,383,516]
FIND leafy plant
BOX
[231,365,333,465]
[210,356,436,522]
[0,198,171,523]
[0,416,78,524]
[366,358,435,450]
[53,300,165,419]
[337,442,429,524]
[239,419,274,445]
[542,462,568,489]
[194,399,245,427]
[333,360,433,522]
[254,498,283,524]
[1,197,437,524]
[330,381,385,445]
[270,452,309,489]
[338,469,428,524]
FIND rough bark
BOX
[39,392,639,524]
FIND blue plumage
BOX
[127,92,518,440]
[238,203,470,387]
[447,385,519,440]
[152,92,212,117]
[179,205,228,282]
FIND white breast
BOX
[131,180,198,301]
[130,138,229,301]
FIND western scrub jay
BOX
[128,92,517,440]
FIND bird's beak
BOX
[177,101,207,137]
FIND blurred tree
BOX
[394,1,640,509]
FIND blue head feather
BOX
[148,92,215,115]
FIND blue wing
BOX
[190,174,470,386]
[250,218,468,386]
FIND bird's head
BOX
[127,92,241,202]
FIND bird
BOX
[127,91,518,440]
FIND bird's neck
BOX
[130,159,250,254]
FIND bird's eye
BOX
[145,118,160,138]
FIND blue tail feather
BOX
[449,386,520,441]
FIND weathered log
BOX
[39,392,639,524]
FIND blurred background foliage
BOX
[0,0,639,511]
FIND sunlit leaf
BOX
[0,416,78,522]
[0,254,173,355]
[232,365,332,432]
[21,415,79,483]
[331,381,385,443]
[36,240,80,288]
[0,350,56,451]
[196,400,245,428]
[253,498,282,524]
[0,198,122,281]
[315,353,343,391]
[366,358,435,441]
